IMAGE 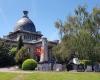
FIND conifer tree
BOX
[17,36,24,51]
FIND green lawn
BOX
[0,72,100,80]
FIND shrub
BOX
[22,59,37,70]
[9,47,17,57]
[15,47,30,67]
[80,60,92,65]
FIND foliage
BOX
[0,41,15,67]
[80,60,92,65]
[9,47,17,57]
[52,44,68,63]
[17,36,24,51]
[15,47,30,67]
[54,5,100,63]
[55,20,64,39]
[22,59,37,70]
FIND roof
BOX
[14,11,36,32]
[8,30,43,37]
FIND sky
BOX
[0,0,100,40]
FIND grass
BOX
[0,71,100,80]
[0,72,19,80]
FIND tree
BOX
[0,41,15,67]
[55,19,64,39]
[9,47,17,57]
[17,36,24,51]
[54,5,100,63]
[15,47,30,67]
[73,30,96,60]
[52,44,68,63]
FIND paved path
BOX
[0,66,34,73]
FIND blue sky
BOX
[0,0,100,40]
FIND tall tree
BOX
[55,19,64,39]
[17,36,24,51]
[54,5,100,63]
[15,47,30,67]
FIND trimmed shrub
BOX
[22,59,37,70]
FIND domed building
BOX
[7,11,42,42]
[0,11,58,65]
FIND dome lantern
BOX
[23,11,28,17]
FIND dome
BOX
[14,11,36,32]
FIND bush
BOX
[9,47,17,57]
[15,47,30,67]
[80,60,92,65]
[22,59,37,70]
